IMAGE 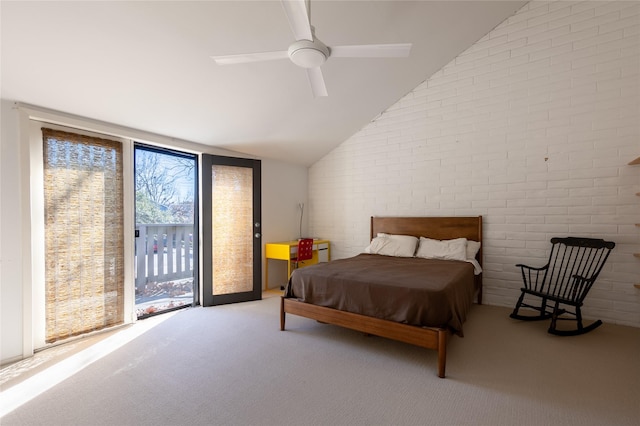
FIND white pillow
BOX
[364,233,418,258]
[466,240,481,260]
[416,237,467,261]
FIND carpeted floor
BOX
[1,293,639,425]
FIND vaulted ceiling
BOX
[1,1,526,165]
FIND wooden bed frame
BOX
[280,216,483,378]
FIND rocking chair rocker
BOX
[510,237,615,336]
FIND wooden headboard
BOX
[370,216,484,303]
[371,216,482,241]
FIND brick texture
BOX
[309,0,640,327]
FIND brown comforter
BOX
[285,253,476,336]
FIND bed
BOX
[280,216,483,378]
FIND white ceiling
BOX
[1,1,526,166]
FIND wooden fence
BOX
[135,224,194,293]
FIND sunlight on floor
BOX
[0,311,177,418]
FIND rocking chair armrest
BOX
[567,274,597,302]
[516,263,548,271]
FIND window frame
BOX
[28,120,134,350]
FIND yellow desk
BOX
[265,239,330,290]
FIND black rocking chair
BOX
[510,237,615,336]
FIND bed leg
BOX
[437,329,447,378]
[280,297,286,331]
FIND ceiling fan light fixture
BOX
[211,1,412,97]
[288,40,329,68]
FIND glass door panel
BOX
[202,155,261,306]
[134,145,198,318]
[211,165,253,295]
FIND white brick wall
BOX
[309,0,640,327]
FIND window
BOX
[42,128,124,342]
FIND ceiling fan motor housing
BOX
[288,39,330,68]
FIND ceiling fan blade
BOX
[330,43,412,58]
[306,67,328,98]
[211,50,289,65]
[281,0,313,41]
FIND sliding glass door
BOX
[201,155,261,306]
[134,145,198,318]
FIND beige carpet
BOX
[1,294,638,425]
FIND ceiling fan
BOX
[211,0,412,98]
